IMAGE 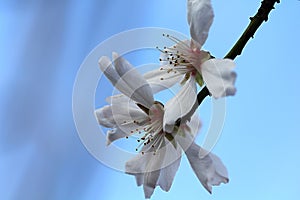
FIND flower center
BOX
[157,34,211,85]
[133,102,166,155]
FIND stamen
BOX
[156,46,165,53]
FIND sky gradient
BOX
[1,0,300,199]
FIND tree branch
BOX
[197,0,280,105]
[225,0,280,60]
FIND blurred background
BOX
[1,0,300,199]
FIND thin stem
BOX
[225,0,280,60]
[197,0,280,105]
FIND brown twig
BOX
[197,0,280,105]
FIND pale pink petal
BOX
[95,100,149,145]
[163,76,197,133]
[179,113,202,138]
[98,56,137,102]
[95,101,147,127]
[185,142,229,194]
[157,143,182,192]
[201,59,237,98]
[143,170,160,199]
[98,56,120,85]
[94,106,115,128]
[143,67,183,93]
[106,128,128,146]
[187,0,214,47]
[113,52,154,108]
[126,137,181,199]
[105,93,128,104]
[125,143,164,199]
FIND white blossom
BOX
[95,53,228,198]
[144,0,237,132]
[96,53,191,198]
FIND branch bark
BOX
[197,0,280,105]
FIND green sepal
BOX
[165,133,177,149]
[195,72,204,87]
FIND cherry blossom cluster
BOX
[95,0,236,198]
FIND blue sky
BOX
[1,0,300,199]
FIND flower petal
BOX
[157,143,181,192]
[106,128,128,146]
[98,56,121,85]
[105,93,128,104]
[133,173,144,186]
[184,142,229,194]
[187,0,214,47]
[143,170,160,199]
[126,136,182,198]
[95,101,147,126]
[201,59,237,98]
[98,56,135,100]
[113,52,154,108]
[179,113,202,138]
[125,142,165,199]
[143,138,166,198]
[105,112,148,146]
[143,67,183,93]
[94,105,115,128]
[163,76,197,133]
[95,100,149,145]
